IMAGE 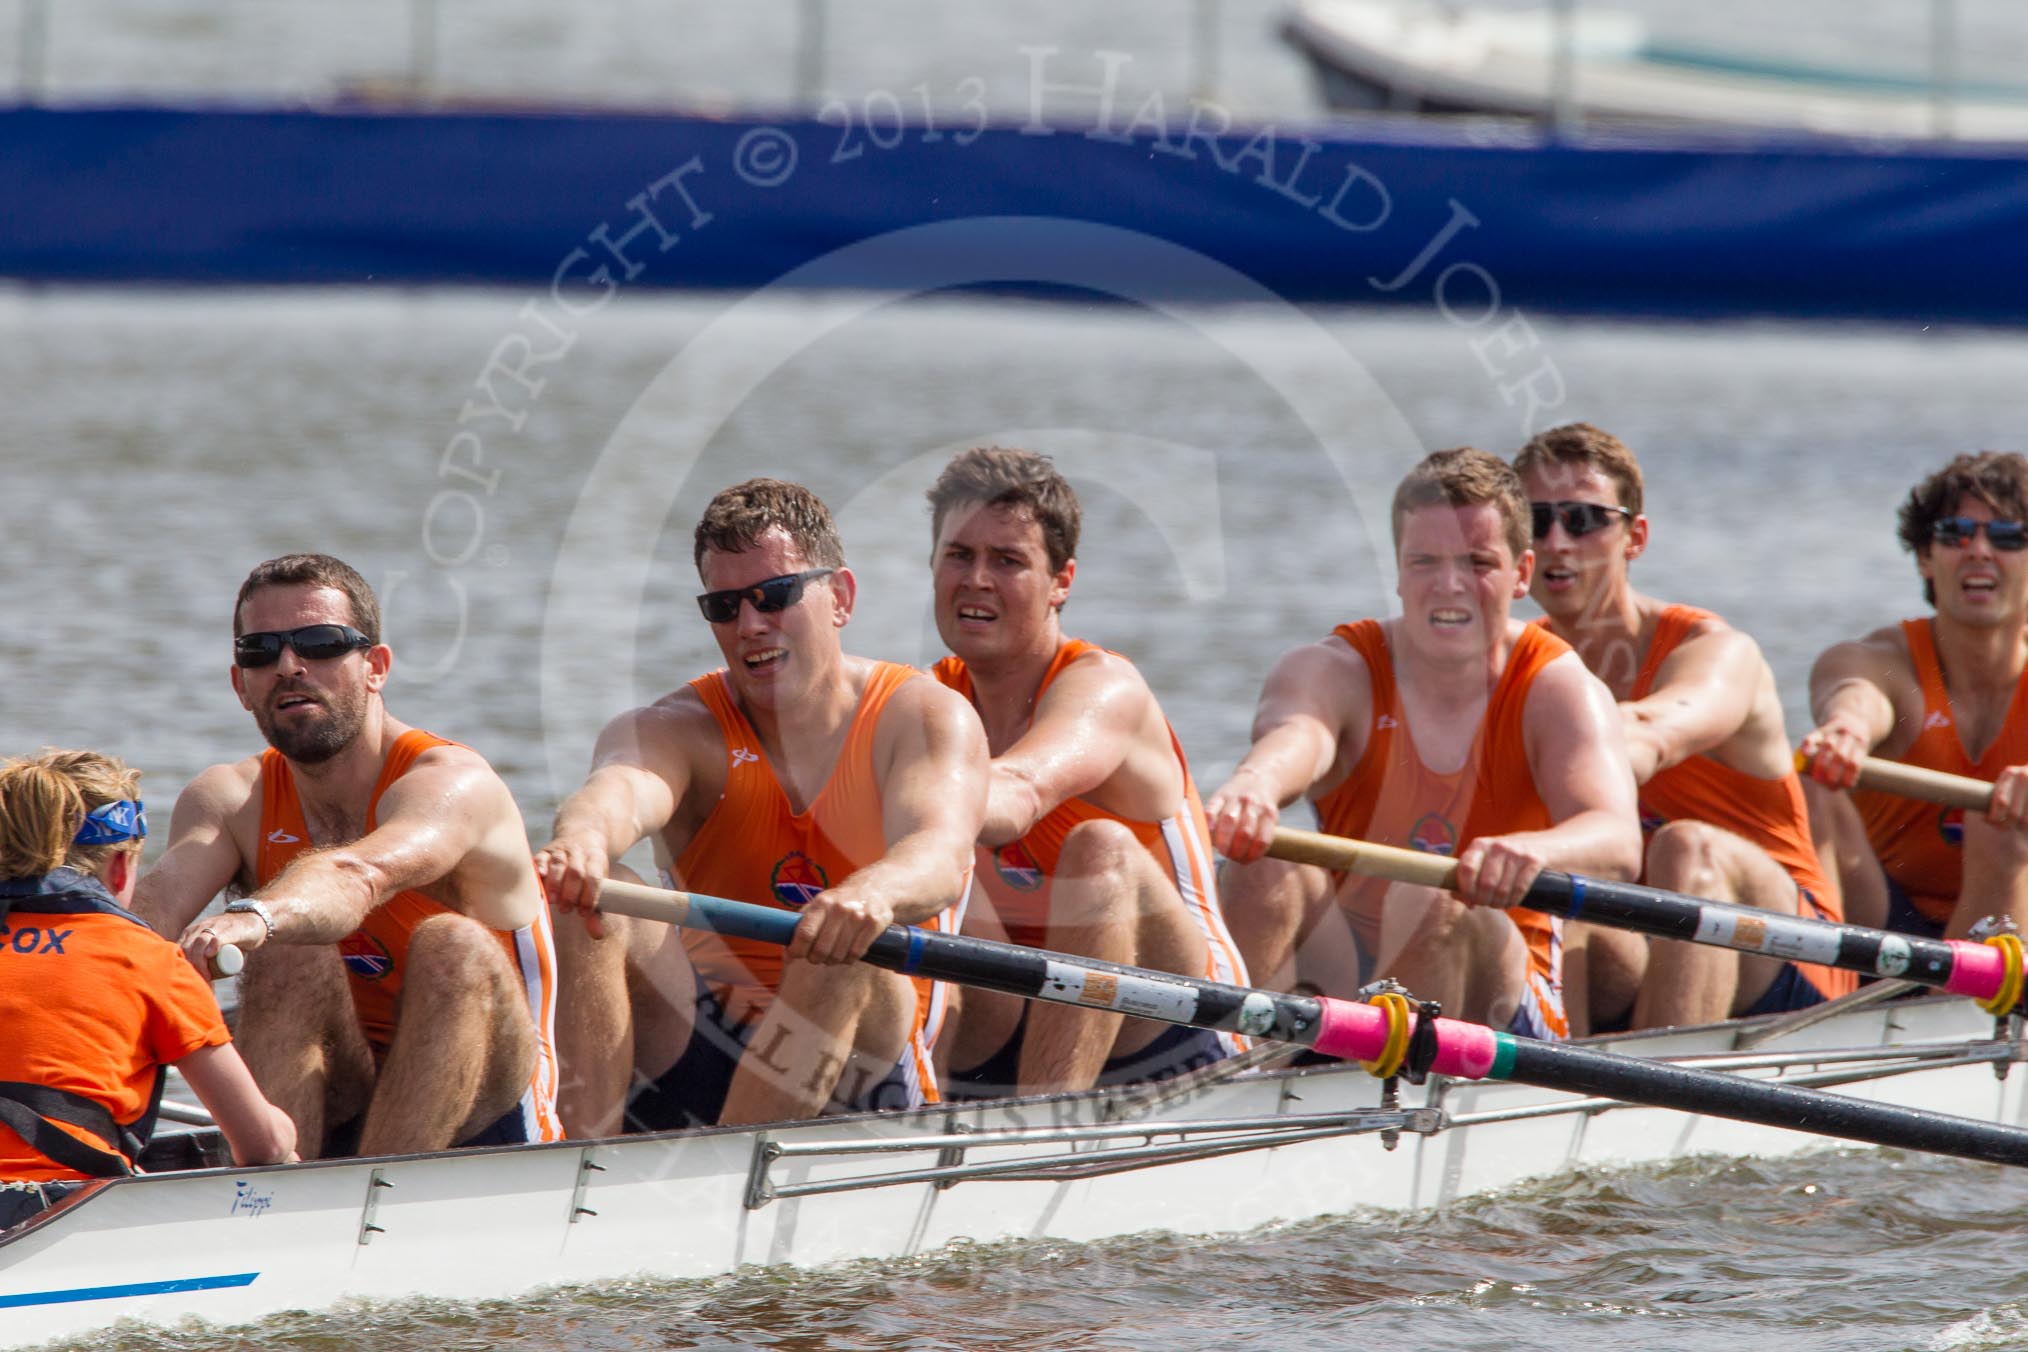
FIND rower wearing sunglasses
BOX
[923,448,1249,1101]
[1207,448,1642,1039]
[534,480,986,1135]
[1,750,295,1230]
[1514,424,1854,1034]
[134,554,562,1158]
[1801,451,2028,942]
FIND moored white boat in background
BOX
[1283,0,2028,141]
[4,992,2022,1349]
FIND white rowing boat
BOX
[5,989,2022,1349]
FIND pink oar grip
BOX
[1310,996,1501,1081]
[1944,940,2006,1001]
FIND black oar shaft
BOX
[1506,1038,2028,1167]
[597,879,2028,1170]
[1269,827,2004,1005]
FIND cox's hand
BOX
[179,908,269,975]
[1206,769,1281,864]
[533,832,611,939]
[789,884,894,966]
[1989,764,2028,830]
[1797,718,1869,792]
[1454,837,1546,910]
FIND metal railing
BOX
[8,0,1246,112]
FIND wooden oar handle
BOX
[596,877,698,926]
[1268,826,1460,890]
[1855,757,1993,811]
[209,944,244,980]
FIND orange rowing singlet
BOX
[933,640,1250,1053]
[671,662,961,1105]
[1855,618,2028,927]
[1629,605,1854,1000]
[1313,620,1569,1036]
[256,729,561,1142]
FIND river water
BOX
[11,2,2028,1348]
[7,288,2028,1351]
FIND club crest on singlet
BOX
[770,851,829,908]
[1638,806,1669,835]
[992,841,1045,892]
[1940,805,1965,847]
[1408,812,1458,857]
[339,930,393,980]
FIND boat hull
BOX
[3,995,2021,1347]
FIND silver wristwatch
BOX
[223,898,277,943]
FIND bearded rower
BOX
[1209,448,1641,1036]
[1515,423,1854,1032]
[139,554,560,1158]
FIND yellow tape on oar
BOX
[1361,991,1414,1080]
[1979,932,2026,1016]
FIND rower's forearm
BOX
[551,778,645,857]
[1526,814,1643,883]
[1811,679,1895,747]
[1618,712,1667,784]
[851,839,974,928]
[979,769,1046,849]
[254,853,382,943]
[1234,725,1332,809]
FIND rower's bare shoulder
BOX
[1669,614,1768,675]
[599,688,723,764]
[1045,644,1157,713]
[1812,624,1917,686]
[1285,629,1372,686]
[886,666,987,738]
[175,755,263,828]
[1528,649,1619,727]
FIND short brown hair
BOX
[1391,447,1531,559]
[692,478,845,573]
[234,553,381,643]
[1898,451,2028,606]
[0,749,142,880]
[925,447,1082,572]
[1512,422,1645,517]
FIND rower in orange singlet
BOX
[1516,424,1852,1032]
[1208,448,1641,1036]
[139,553,559,1159]
[254,731,561,1144]
[1850,620,2028,930]
[1801,452,2028,943]
[922,448,1248,1099]
[536,480,986,1135]
[1310,618,1573,1036]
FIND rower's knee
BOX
[1056,820,1142,897]
[1645,821,1729,902]
[1049,820,1144,931]
[774,950,883,1021]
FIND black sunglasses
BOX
[1531,500,1633,540]
[234,624,374,668]
[1932,516,2028,552]
[696,569,835,624]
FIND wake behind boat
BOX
[3,985,2024,1347]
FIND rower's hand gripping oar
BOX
[1267,826,2028,1017]
[596,876,2028,1169]
[1796,751,1994,813]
